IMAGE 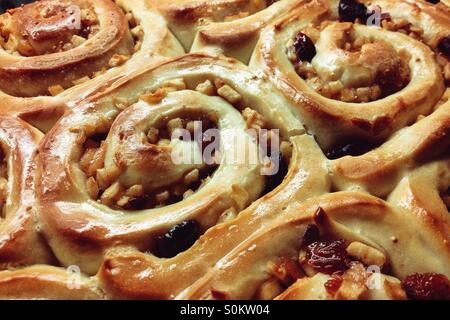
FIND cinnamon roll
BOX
[252,0,450,151]
[97,137,449,300]
[0,0,183,127]
[0,0,448,300]
[35,53,300,275]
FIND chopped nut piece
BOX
[195,80,215,95]
[126,185,144,197]
[109,54,129,67]
[163,78,186,90]
[140,88,168,104]
[96,166,121,190]
[185,121,199,134]
[167,118,184,135]
[0,177,8,204]
[80,145,105,177]
[101,182,123,205]
[218,208,237,223]
[346,242,386,268]
[172,184,188,197]
[112,97,130,110]
[131,25,144,38]
[217,85,242,104]
[48,85,65,96]
[416,114,426,122]
[335,263,367,300]
[117,195,130,207]
[255,278,284,300]
[242,108,267,130]
[86,177,99,199]
[134,41,142,52]
[183,189,194,199]
[72,76,91,86]
[71,35,86,46]
[155,190,170,203]
[214,78,226,89]
[147,127,159,144]
[184,169,199,185]
[269,259,304,286]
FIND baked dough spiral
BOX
[0,115,54,268]
[35,53,301,275]
[252,0,450,150]
[0,0,183,128]
[148,0,331,63]
[97,124,450,300]
[0,0,448,300]
[95,0,450,300]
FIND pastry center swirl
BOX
[0,0,99,56]
[288,22,411,103]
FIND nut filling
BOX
[0,0,145,96]
[79,117,219,211]
[0,0,101,56]
[288,22,411,103]
[254,219,450,300]
[79,78,292,211]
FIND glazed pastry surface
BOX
[0,0,449,300]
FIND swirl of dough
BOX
[0,0,184,128]
[148,0,311,63]
[252,0,449,151]
[0,265,104,299]
[0,115,54,269]
[36,53,301,274]
[96,123,449,300]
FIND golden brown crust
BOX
[252,0,449,149]
[0,0,448,300]
[0,265,104,299]
[36,53,301,275]
[0,0,133,97]
[0,115,54,269]
[0,0,184,125]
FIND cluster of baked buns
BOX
[0,0,448,300]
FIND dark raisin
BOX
[339,0,369,23]
[437,36,450,59]
[402,273,450,300]
[293,32,316,62]
[154,220,200,258]
[302,224,321,247]
[305,240,350,274]
[211,290,228,300]
[326,140,375,159]
[426,0,440,4]
[124,196,147,210]
[325,274,344,295]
